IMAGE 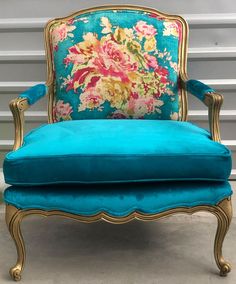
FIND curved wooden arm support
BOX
[180,75,223,142]
[9,98,30,151]
[9,83,50,151]
[204,92,223,142]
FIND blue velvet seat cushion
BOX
[3,120,231,185]
[4,182,232,217]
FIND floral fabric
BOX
[50,9,182,121]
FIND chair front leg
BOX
[214,198,232,276]
[6,205,26,281]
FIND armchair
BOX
[3,5,232,281]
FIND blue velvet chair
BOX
[3,5,233,281]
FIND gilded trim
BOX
[44,5,189,123]
[6,197,232,280]
[9,98,29,150]
[204,92,223,142]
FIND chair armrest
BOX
[9,84,48,150]
[18,84,47,105]
[181,77,223,142]
[185,79,215,102]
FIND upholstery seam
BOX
[3,192,232,217]
[5,152,231,161]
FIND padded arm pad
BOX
[186,79,215,101]
[19,84,48,105]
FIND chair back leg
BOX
[214,198,232,276]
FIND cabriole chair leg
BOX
[5,199,232,280]
[5,205,25,281]
[214,198,232,276]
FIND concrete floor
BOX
[0,175,235,283]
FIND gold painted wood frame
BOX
[44,5,189,123]
[6,197,232,281]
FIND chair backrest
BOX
[45,5,188,122]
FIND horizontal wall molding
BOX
[0,50,45,61]
[0,110,47,121]
[0,81,43,92]
[0,18,49,30]
[201,79,236,90]
[1,47,236,62]
[223,140,236,151]
[0,140,13,150]
[0,79,236,93]
[1,110,236,121]
[0,14,236,31]
[188,47,236,59]
[188,110,236,120]
[231,169,236,179]
[183,13,236,28]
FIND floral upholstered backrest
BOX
[45,6,188,122]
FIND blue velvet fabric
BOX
[19,84,48,105]
[3,120,231,185]
[186,80,215,101]
[3,181,232,216]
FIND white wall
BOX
[0,0,235,178]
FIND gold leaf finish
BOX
[204,92,223,142]
[9,98,29,150]
[6,205,26,281]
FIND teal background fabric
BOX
[3,181,232,217]
[186,80,215,101]
[19,84,48,105]
[50,9,182,121]
[4,120,231,185]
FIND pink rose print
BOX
[53,100,73,121]
[144,53,158,69]
[51,23,75,50]
[134,21,157,38]
[109,111,128,119]
[163,21,179,38]
[126,95,163,117]
[78,87,104,111]
[59,16,179,120]
[92,39,138,83]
